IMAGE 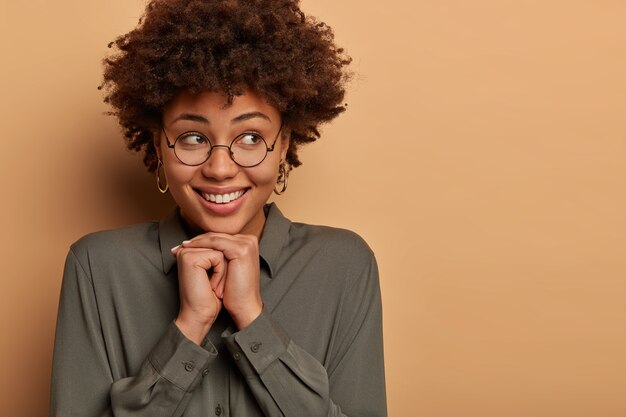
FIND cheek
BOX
[243,165,279,191]
[164,163,197,186]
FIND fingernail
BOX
[170,245,181,253]
[182,240,192,245]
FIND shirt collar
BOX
[158,207,189,274]
[258,203,291,277]
[158,203,291,277]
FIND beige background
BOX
[1,0,626,416]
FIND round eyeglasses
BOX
[162,123,283,168]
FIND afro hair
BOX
[100,0,352,172]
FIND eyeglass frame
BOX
[161,122,284,168]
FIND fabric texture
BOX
[50,203,386,417]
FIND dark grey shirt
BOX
[51,204,386,416]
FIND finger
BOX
[175,247,226,278]
[181,233,258,260]
[208,253,226,292]
[207,249,226,289]
[214,262,227,299]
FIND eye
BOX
[235,133,263,146]
[177,133,208,147]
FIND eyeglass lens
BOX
[174,132,269,167]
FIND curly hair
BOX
[100,0,351,172]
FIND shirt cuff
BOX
[222,309,290,376]
[148,321,217,392]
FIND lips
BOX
[196,188,248,204]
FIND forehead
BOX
[163,90,280,124]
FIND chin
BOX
[201,220,244,235]
[183,212,240,234]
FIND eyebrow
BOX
[170,111,272,125]
[231,111,272,123]
[171,113,209,124]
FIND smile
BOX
[200,189,247,204]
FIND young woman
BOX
[51,1,386,416]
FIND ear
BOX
[279,127,291,162]
[153,129,163,161]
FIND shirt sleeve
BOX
[222,248,387,417]
[50,248,217,417]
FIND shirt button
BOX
[250,342,262,353]
[202,368,210,377]
[215,404,223,415]
[183,361,195,372]
[233,352,241,361]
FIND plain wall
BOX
[1,0,625,415]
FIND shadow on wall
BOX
[103,149,176,223]
[72,123,176,228]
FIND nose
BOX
[201,145,239,180]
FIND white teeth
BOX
[201,190,245,204]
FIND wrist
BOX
[175,314,214,345]
[229,302,263,330]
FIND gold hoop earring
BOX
[273,162,290,195]
[156,159,169,194]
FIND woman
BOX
[51,0,386,416]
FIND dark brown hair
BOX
[100,0,351,171]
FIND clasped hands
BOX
[171,233,263,345]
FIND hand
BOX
[171,245,226,344]
[180,233,263,330]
